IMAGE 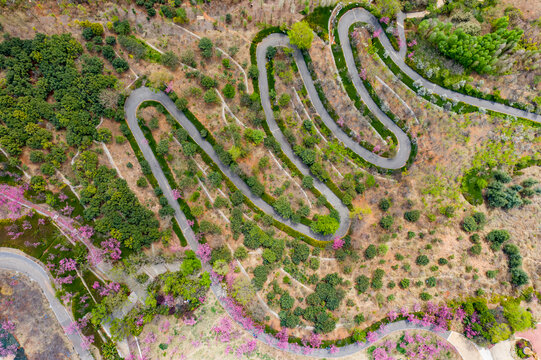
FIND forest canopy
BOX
[0,33,118,158]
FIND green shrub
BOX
[510,268,529,286]
[420,292,432,301]
[425,276,437,287]
[470,244,482,255]
[379,215,394,230]
[404,210,420,222]
[486,229,510,251]
[462,216,478,232]
[399,278,410,289]
[378,198,392,211]
[355,275,370,293]
[364,244,377,259]
[415,255,429,266]
[438,258,448,265]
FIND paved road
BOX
[125,87,349,240]
[341,8,541,124]
[0,249,93,360]
[257,34,411,171]
[117,5,541,356]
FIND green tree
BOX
[278,93,291,107]
[379,215,394,230]
[198,37,213,58]
[288,21,314,50]
[375,0,402,18]
[364,244,377,259]
[222,83,236,99]
[404,210,420,222]
[310,215,339,235]
[503,302,533,331]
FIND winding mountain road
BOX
[342,8,541,124]
[118,4,541,358]
[0,249,93,360]
[125,87,348,241]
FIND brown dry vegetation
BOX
[0,270,81,360]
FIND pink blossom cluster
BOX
[220,297,263,336]
[332,237,345,250]
[196,243,212,263]
[61,292,74,305]
[59,193,69,202]
[61,205,74,216]
[407,51,415,59]
[380,17,390,25]
[55,275,75,285]
[235,340,257,358]
[24,241,40,248]
[81,335,94,350]
[372,29,382,38]
[172,189,183,200]
[1,320,15,333]
[143,331,157,344]
[159,319,170,333]
[407,40,417,47]
[213,317,233,342]
[57,258,77,275]
[87,248,104,266]
[38,218,46,225]
[359,68,367,80]
[77,225,95,240]
[92,281,121,296]
[7,231,23,240]
[0,184,25,220]
[163,294,175,307]
[22,220,32,230]
[275,328,289,349]
[100,238,122,261]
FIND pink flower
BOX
[332,237,345,250]
[388,310,398,322]
[380,17,390,25]
[196,244,212,263]
[172,189,183,200]
[373,29,382,38]
[366,331,378,343]
[359,68,367,81]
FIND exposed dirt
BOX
[0,270,80,360]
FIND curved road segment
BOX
[120,5,541,357]
[125,87,350,240]
[0,249,93,360]
[341,8,541,124]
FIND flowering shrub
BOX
[100,238,122,261]
[332,237,345,250]
[196,244,212,263]
[369,330,453,360]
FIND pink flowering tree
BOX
[196,244,212,263]
[100,238,122,261]
[332,237,345,250]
